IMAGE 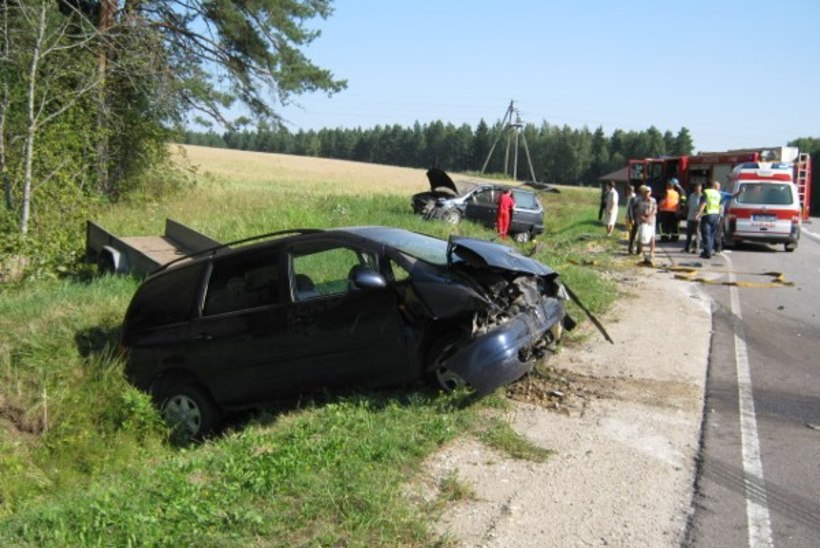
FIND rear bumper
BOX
[728,221,800,244]
[440,298,567,395]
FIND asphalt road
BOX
[681,220,820,547]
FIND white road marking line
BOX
[725,254,774,548]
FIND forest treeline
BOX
[183,122,696,186]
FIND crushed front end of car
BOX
[418,236,576,394]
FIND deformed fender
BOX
[439,298,566,395]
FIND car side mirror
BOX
[349,265,387,290]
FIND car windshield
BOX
[343,227,449,265]
[737,183,793,205]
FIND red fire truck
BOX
[627,147,813,219]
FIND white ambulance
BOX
[722,162,801,252]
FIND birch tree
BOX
[3,0,99,235]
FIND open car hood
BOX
[426,168,459,194]
[446,236,555,277]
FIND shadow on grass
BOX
[549,218,603,236]
[75,324,122,358]
[222,386,482,443]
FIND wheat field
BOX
[176,144,438,196]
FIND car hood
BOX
[446,236,555,277]
[426,168,459,194]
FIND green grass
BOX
[476,416,554,462]
[0,151,622,545]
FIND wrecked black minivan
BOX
[121,226,575,439]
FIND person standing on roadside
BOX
[625,185,639,254]
[697,181,722,259]
[683,183,702,253]
[658,179,681,241]
[636,185,657,262]
[598,181,607,221]
[496,188,516,240]
[603,180,619,237]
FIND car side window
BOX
[473,188,496,205]
[291,245,377,301]
[204,249,281,316]
[388,258,411,282]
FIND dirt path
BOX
[421,267,712,547]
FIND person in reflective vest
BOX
[697,181,723,259]
[658,179,681,241]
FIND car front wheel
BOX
[442,209,461,225]
[434,366,468,392]
[159,383,220,443]
[426,332,469,392]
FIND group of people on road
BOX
[614,177,742,261]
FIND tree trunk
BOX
[95,0,116,196]
[1,0,11,210]
[1,86,10,210]
[20,7,49,235]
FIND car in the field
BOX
[121,226,575,440]
[411,168,546,242]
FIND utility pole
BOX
[481,100,537,182]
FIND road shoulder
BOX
[421,268,712,546]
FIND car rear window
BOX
[512,190,539,209]
[125,263,204,331]
[737,183,794,206]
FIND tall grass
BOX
[0,147,620,544]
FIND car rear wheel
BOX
[784,242,797,252]
[159,383,220,443]
[442,209,461,225]
[513,231,531,243]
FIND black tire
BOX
[159,383,220,443]
[784,242,797,252]
[442,209,461,225]
[513,231,531,243]
[426,332,469,392]
[97,252,115,275]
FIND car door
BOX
[281,236,416,393]
[464,187,499,228]
[189,245,290,406]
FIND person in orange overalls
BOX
[496,189,516,240]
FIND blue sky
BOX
[272,0,820,153]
